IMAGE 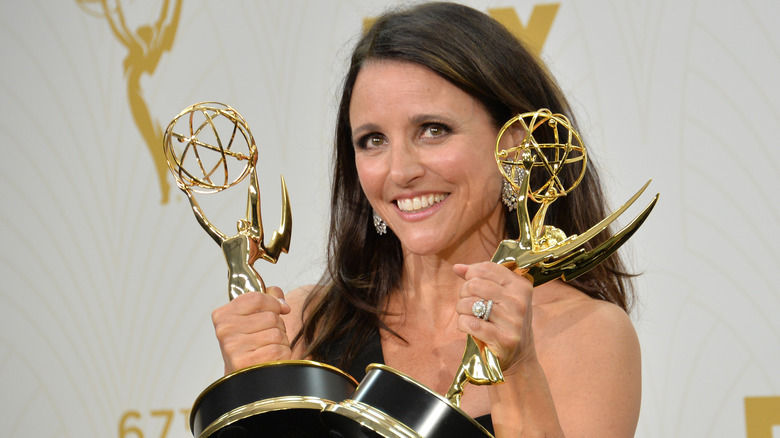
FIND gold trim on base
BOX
[325,400,421,438]
[191,359,357,412]
[198,395,332,438]
[191,359,358,437]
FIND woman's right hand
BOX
[211,287,292,374]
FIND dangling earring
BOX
[373,210,387,235]
[501,164,526,211]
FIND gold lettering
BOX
[488,4,560,57]
[118,409,191,437]
[150,409,174,438]
[180,408,192,433]
[745,396,780,438]
[362,17,377,33]
[362,4,560,57]
[118,410,144,438]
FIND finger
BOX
[242,324,291,348]
[265,286,291,314]
[219,319,289,349]
[458,296,505,324]
[230,291,285,316]
[245,343,293,363]
[226,310,289,335]
[225,342,292,372]
[455,261,527,286]
[452,263,469,279]
[456,312,514,348]
[458,276,505,300]
[457,310,526,360]
[218,316,291,368]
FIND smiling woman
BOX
[210,2,641,437]
[350,60,514,260]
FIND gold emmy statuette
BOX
[163,102,357,438]
[444,109,659,407]
[163,102,291,300]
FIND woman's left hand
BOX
[453,261,536,374]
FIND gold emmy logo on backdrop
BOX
[363,3,560,57]
[77,0,183,204]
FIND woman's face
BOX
[349,60,514,260]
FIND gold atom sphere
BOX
[495,109,587,203]
[163,102,257,194]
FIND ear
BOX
[496,121,526,154]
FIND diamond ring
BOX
[483,299,493,322]
[472,299,487,318]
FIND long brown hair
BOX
[293,2,635,369]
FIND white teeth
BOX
[397,194,447,212]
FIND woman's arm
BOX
[455,262,641,437]
[493,301,640,437]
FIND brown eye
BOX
[420,123,450,140]
[356,133,387,150]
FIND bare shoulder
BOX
[282,285,317,332]
[534,281,637,348]
[282,284,321,359]
[284,284,317,308]
[555,294,639,373]
[535,281,641,436]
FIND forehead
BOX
[353,60,450,91]
[349,60,479,121]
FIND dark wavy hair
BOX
[293,2,635,370]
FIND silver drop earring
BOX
[373,210,387,235]
[501,164,526,211]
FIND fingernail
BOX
[278,297,288,307]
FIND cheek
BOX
[450,148,502,190]
[355,156,384,198]
[473,159,505,206]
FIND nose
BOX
[388,140,425,187]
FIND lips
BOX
[395,193,448,213]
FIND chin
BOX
[398,234,456,258]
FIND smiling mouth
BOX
[396,193,448,213]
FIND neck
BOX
[386,206,507,327]
[387,242,497,329]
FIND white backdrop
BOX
[1,1,778,437]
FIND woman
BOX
[212,2,641,436]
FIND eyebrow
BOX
[409,113,454,124]
[351,123,381,140]
[352,113,456,138]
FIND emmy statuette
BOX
[163,102,357,438]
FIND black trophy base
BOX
[321,364,492,438]
[205,408,330,438]
[190,360,358,438]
